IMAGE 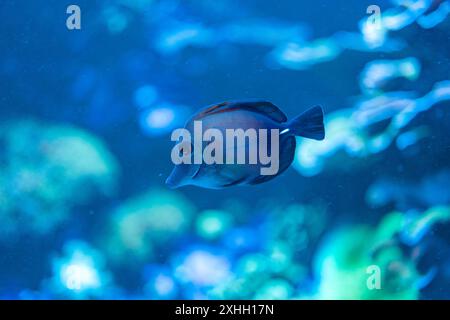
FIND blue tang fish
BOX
[166,100,325,189]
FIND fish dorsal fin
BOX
[197,100,287,123]
[198,101,231,116]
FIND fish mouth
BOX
[165,167,187,189]
[165,175,181,189]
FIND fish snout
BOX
[165,174,181,189]
[165,166,188,189]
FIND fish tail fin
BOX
[287,105,325,141]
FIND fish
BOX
[166,100,325,189]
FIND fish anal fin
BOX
[221,175,249,187]
[249,135,296,185]
[248,172,277,185]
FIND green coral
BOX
[313,209,447,300]
[105,190,195,261]
[0,119,119,237]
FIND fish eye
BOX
[178,142,193,157]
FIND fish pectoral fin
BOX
[191,164,202,180]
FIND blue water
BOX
[0,0,449,299]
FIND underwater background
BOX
[1,0,449,299]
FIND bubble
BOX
[196,210,232,240]
[144,265,179,299]
[141,107,175,129]
[223,227,259,252]
[268,39,341,70]
[133,85,158,109]
[138,103,190,136]
[236,253,269,275]
[103,6,129,34]
[174,248,231,286]
[254,279,293,300]
[44,241,114,299]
